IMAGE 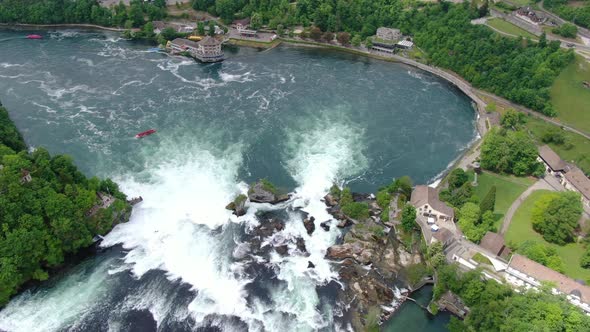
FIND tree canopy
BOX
[0,0,165,27]
[480,128,544,176]
[0,104,130,306]
[532,191,583,245]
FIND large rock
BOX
[303,216,315,235]
[226,194,248,216]
[323,194,338,207]
[320,221,330,231]
[248,180,289,204]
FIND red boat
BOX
[26,34,43,39]
[135,129,156,139]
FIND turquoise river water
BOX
[0,29,475,331]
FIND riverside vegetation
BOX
[0,105,131,306]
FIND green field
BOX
[551,55,590,134]
[505,189,590,281]
[486,18,538,39]
[502,0,532,6]
[469,171,535,229]
[523,115,590,175]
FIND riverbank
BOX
[0,23,138,32]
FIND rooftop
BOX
[410,185,455,218]
[432,228,455,245]
[564,166,590,200]
[198,36,221,46]
[538,145,567,171]
[480,231,505,255]
[509,254,590,303]
[233,18,250,26]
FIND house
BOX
[410,185,455,222]
[376,27,401,41]
[432,228,455,247]
[20,169,32,184]
[480,231,511,258]
[563,167,590,208]
[233,18,251,31]
[515,7,547,25]
[538,145,567,175]
[167,37,224,62]
[233,18,257,36]
[506,254,590,313]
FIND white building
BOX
[506,254,590,313]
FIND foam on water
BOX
[0,255,118,332]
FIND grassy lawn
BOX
[551,55,590,134]
[502,0,532,6]
[486,18,538,39]
[505,190,590,281]
[468,170,535,230]
[523,115,590,175]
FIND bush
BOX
[342,201,370,220]
[376,189,391,209]
[552,23,578,38]
[401,204,417,232]
[541,128,566,145]
[517,240,564,273]
[337,32,351,45]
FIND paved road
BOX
[499,177,564,235]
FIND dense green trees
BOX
[500,109,526,129]
[480,128,544,176]
[532,191,583,245]
[458,202,494,242]
[0,105,129,306]
[553,23,578,38]
[480,185,496,214]
[0,0,165,28]
[0,107,26,152]
[435,264,590,332]
[545,0,590,29]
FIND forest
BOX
[544,0,590,29]
[0,0,166,27]
[0,105,130,306]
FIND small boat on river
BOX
[135,129,156,138]
[26,34,43,39]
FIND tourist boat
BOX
[135,129,156,138]
[26,34,43,39]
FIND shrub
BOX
[342,202,370,220]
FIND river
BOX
[0,29,475,331]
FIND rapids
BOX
[0,29,475,331]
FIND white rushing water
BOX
[0,114,367,332]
